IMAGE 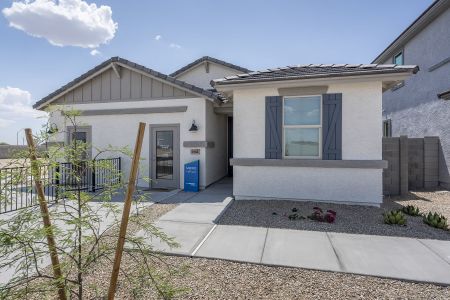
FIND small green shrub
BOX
[402,205,421,216]
[288,213,305,220]
[423,212,448,230]
[383,210,407,226]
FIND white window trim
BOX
[282,95,322,159]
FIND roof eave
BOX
[213,69,418,90]
[372,0,449,64]
[438,90,450,100]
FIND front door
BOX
[150,124,180,189]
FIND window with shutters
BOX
[283,95,322,159]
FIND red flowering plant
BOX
[308,207,337,223]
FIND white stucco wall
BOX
[49,97,212,189]
[175,62,244,89]
[231,80,384,205]
[234,167,382,205]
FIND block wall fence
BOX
[383,136,441,196]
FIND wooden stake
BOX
[108,122,146,300]
[25,129,67,300]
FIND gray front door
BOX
[150,124,180,189]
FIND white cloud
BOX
[2,0,118,48]
[0,87,48,143]
[0,87,47,120]
[154,34,161,41]
[169,43,181,49]
[90,49,101,56]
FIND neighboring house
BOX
[213,64,417,206]
[373,0,450,188]
[34,56,417,206]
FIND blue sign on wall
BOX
[184,160,199,192]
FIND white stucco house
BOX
[34,56,417,206]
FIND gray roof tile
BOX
[212,64,419,86]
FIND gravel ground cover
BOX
[32,255,450,299]
[218,191,450,240]
[17,202,450,299]
[390,190,450,220]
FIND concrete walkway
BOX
[145,178,450,286]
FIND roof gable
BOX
[33,57,225,109]
[169,56,251,78]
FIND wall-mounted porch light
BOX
[47,123,58,134]
[189,120,198,132]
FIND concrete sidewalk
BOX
[145,178,450,285]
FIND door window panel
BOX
[156,131,173,180]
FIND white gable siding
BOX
[175,62,243,89]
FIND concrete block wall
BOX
[382,138,400,195]
[424,137,440,188]
[383,136,441,196]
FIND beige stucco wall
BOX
[231,79,384,205]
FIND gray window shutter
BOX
[265,96,282,159]
[322,93,342,160]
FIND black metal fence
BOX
[0,157,121,214]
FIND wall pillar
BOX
[424,136,439,189]
[399,135,409,195]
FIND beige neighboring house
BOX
[34,56,418,206]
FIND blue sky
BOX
[0,0,433,144]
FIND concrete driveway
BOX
[145,178,450,286]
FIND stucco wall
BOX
[204,101,228,186]
[232,80,384,205]
[176,62,244,89]
[233,81,382,160]
[49,98,210,189]
[382,7,450,187]
[234,166,382,206]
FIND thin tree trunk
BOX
[25,128,67,300]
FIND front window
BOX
[394,51,404,65]
[283,96,322,158]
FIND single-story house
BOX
[34,56,417,206]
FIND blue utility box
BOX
[184,160,199,192]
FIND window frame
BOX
[383,119,392,137]
[393,50,404,65]
[282,95,322,160]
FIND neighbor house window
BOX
[383,119,392,137]
[393,51,404,65]
[283,95,322,158]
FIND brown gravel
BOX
[71,256,450,299]
[389,190,450,220]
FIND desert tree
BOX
[0,107,182,299]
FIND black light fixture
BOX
[189,120,198,132]
[47,123,58,134]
